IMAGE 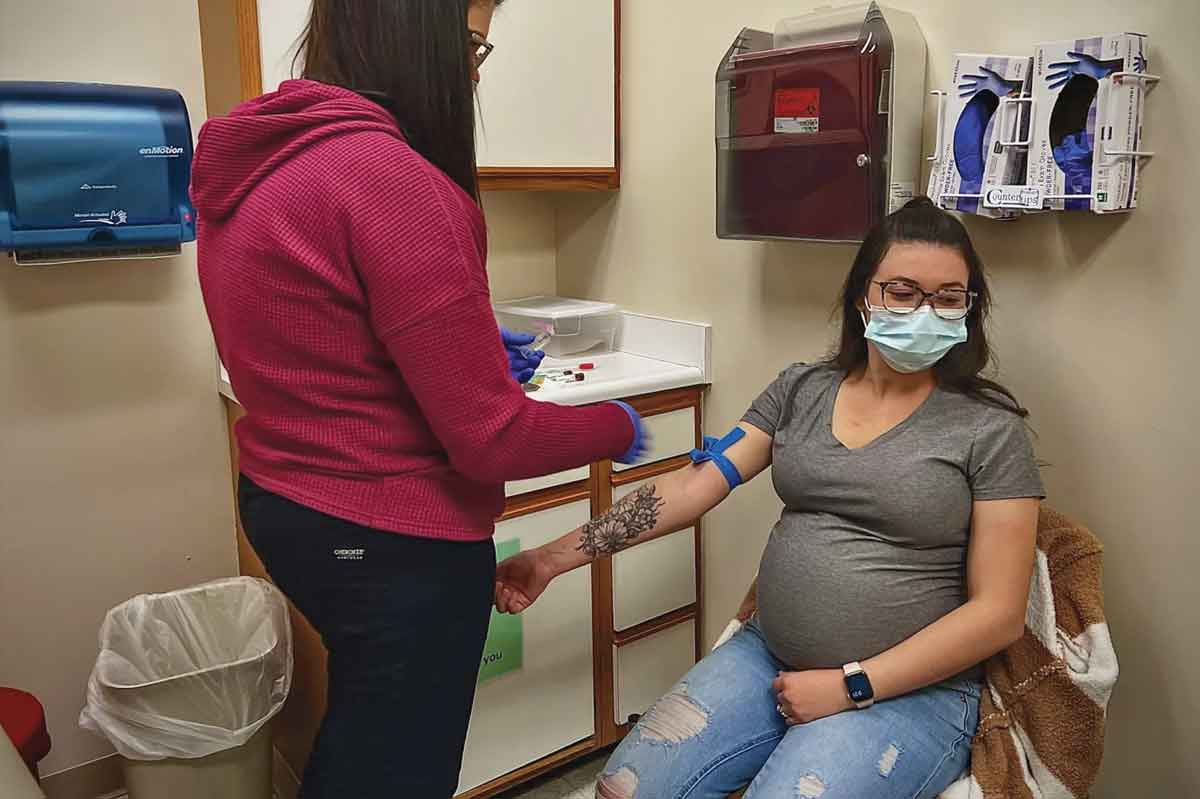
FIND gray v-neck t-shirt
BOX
[742,362,1044,676]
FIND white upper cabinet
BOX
[475,0,617,171]
[252,0,620,188]
[256,0,308,94]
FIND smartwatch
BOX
[842,662,875,709]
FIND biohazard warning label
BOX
[774,88,820,134]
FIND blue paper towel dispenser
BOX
[0,82,196,266]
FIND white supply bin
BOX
[80,578,293,799]
[495,296,621,358]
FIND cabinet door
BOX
[611,479,697,631]
[613,621,697,727]
[475,0,616,169]
[256,0,308,93]
[506,465,591,498]
[612,407,697,473]
[457,500,595,794]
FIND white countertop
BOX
[525,351,703,405]
[218,311,712,406]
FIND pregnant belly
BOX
[756,527,967,670]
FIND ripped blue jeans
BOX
[598,620,979,799]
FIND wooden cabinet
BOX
[612,406,697,473]
[460,387,704,798]
[614,620,697,727]
[214,0,620,192]
[505,465,590,498]
[221,384,703,799]
[459,500,596,794]
[475,0,620,190]
[612,478,697,632]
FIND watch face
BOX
[845,671,874,703]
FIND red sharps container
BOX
[716,2,926,243]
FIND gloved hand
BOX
[1053,131,1094,196]
[609,401,651,465]
[958,66,1022,99]
[952,90,1000,188]
[500,327,545,384]
[1047,52,1122,91]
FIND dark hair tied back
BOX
[299,0,494,199]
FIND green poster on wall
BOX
[478,538,524,683]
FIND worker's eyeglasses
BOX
[471,31,494,68]
[872,280,977,321]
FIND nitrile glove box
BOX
[928,54,1033,219]
[1028,33,1150,213]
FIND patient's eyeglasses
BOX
[872,280,977,321]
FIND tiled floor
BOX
[494,750,608,799]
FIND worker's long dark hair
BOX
[829,197,1027,416]
[298,0,499,200]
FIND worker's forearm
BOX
[540,464,728,577]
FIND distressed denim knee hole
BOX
[639,690,709,744]
[796,773,826,798]
[596,766,638,799]
[877,743,901,777]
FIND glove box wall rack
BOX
[926,70,1160,216]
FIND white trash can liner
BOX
[80,577,293,760]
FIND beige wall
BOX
[557,1,1199,795]
[0,0,238,778]
[483,193,559,300]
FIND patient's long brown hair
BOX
[829,197,1027,416]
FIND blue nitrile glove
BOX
[1046,52,1122,91]
[609,401,651,465]
[1053,131,1094,196]
[957,66,1022,99]
[500,327,545,384]
[952,90,1000,188]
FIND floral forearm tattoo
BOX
[577,484,665,556]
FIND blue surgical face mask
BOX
[859,305,968,374]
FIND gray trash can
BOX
[80,578,293,799]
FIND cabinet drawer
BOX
[505,465,591,498]
[611,479,697,631]
[458,500,594,793]
[612,407,697,473]
[613,621,697,727]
